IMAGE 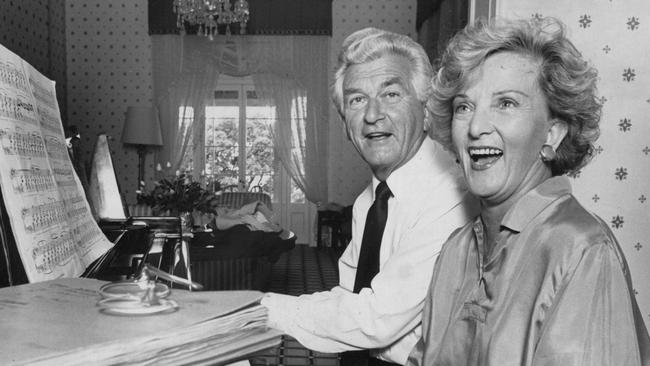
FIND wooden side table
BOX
[317,210,346,248]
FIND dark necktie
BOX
[353,181,392,293]
[340,181,395,366]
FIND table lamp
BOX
[121,106,163,189]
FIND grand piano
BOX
[0,45,282,365]
[0,133,190,288]
[0,133,294,291]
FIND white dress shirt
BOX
[261,137,477,364]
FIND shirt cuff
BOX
[261,292,297,333]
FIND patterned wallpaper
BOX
[328,0,418,205]
[66,0,153,203]
[0,0,67,119]
[497,0,650,327]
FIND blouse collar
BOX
[500,176,573,233]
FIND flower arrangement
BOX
[137,173,218,215]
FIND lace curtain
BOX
[151,35,330,205]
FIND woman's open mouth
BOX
[468,147,503,170]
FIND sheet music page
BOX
[0,44,113,282]
[0,278,280,365]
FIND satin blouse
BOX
[407,176,650,366]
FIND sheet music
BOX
[0,44,113,282]
[0,278,281,365]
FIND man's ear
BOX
[545,119,569,150]
[340,116,352,141]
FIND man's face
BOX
[342,54,426,181]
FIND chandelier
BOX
[173,0,250,38]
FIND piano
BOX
[0,134,191,288]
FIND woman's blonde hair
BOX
[433,17,601,175]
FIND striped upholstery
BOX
[126,204,214,227]
[214,192,272,210]
[127,192,272,217]
[128,203,153,216]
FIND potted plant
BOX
[137,173,217,229]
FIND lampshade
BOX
[121,107,163,146]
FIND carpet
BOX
[251,245,342,366]
[268,244,341,296]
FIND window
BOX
[204,84,276,197]
[178,76,305,204]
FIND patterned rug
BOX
[251,245,342,366]
[268,244,341,296]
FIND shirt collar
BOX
[500,176,573,232]
[373,137,460,201]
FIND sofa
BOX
[127,191,296,291]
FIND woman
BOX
[407,17,650,365]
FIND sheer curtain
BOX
[151,35,330,205]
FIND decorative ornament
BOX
[539,144,556,162]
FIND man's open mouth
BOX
[365,132,392,139]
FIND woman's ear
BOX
[545,119,569,150]
[423,107,433,133]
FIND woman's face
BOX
[451,51,556,207]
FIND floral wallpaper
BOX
[0,0,67,120]
[497,0,650,328]
[65,0,154,203]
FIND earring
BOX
[539,144,556,162]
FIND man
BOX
[261,28,477,366]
